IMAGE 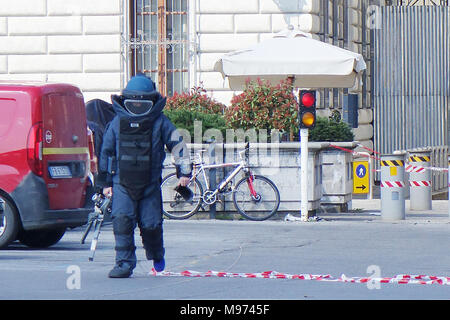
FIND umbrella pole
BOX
[300,128,309,221]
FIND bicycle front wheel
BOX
[161,173,203,219]
[233,175,280,221]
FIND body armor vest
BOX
[118,117,153,200]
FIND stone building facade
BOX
[0,0,123,102]
[0,0,383,149]
[194,0,373,150]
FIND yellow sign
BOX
[390,166,397,176]
[353,161,369,194]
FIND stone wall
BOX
[0,0,123,102]
[162,142,331,214]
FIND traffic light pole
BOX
[300,128,309,221]
[298,89,316,221]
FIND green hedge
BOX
[163,108,227,140]
[308,113,354,142]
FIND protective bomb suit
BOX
[98,74,191,278]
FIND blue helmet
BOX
[122,74,157,98]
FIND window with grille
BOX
[127,0,190,97]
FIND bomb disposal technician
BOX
[98,74,191,278]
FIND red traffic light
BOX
[299,90,316,129]
[301,92,315,107]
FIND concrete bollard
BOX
[408,151,432,211]
[380,154,406,220]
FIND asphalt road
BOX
[1,204,450,303]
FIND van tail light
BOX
[27,122,43,176]
[87,127,98,174]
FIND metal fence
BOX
[373,5,449,192]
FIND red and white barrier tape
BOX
[380,181,406,188]
[150,269,450,286]
[409,181,432,187]
[405,165,426,173]
[330,144,382,161]
[406,164,448,173]
[357,143,381,155]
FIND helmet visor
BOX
[123,99,154,116]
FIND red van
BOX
[0,81,94,248]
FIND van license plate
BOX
[49,166,72,179]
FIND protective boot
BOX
[140,223,165,267]
[112,213,137,272]
[108,263,133,278]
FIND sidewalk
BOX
[318,199,449,223]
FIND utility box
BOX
[320,142,357,211]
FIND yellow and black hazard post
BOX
[380,154,406,220]
[408,151,432,211]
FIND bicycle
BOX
[161,143,280,221]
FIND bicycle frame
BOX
[190,149,251,201]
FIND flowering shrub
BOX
[164,83,227,140]
[225,79,299,138]
[166,83,225,114]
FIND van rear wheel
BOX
[18,228,66,248]
[0,195,20,249]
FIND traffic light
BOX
[299,90,316,129]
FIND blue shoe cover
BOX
[153,258,165,272]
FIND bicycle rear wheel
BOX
[233,175,280,221]
[161,173,203,219]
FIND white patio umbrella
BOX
[214,28,367,90]
[214,28,367,221]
